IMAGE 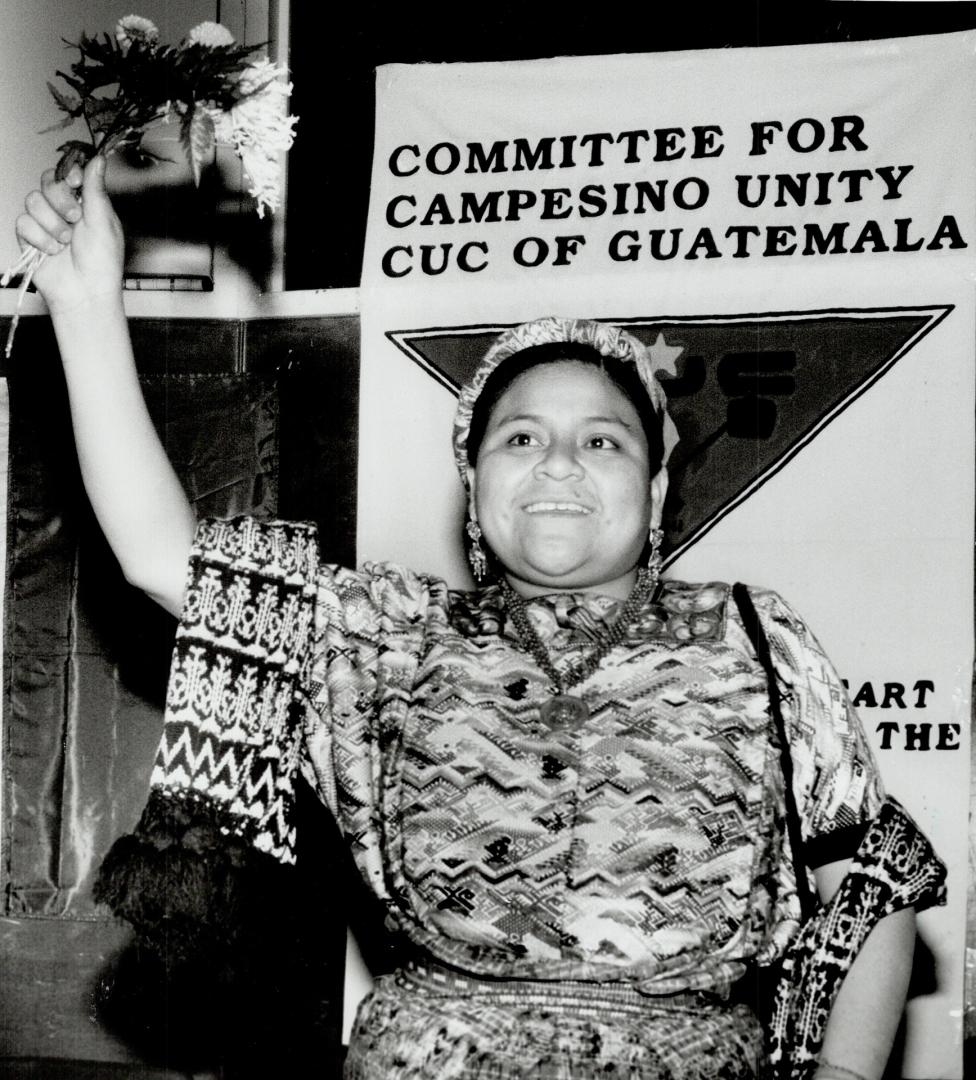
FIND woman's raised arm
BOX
[16,156,196,616]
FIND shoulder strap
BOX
[732,582,817,919]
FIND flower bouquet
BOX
[2,14,298,354]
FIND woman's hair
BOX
[465,341,666,475]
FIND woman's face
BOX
[469,360,667,598]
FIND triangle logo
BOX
[387,306,952,563]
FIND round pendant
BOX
[540,694,589,728]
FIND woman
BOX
[16,159,944,1080]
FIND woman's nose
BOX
[534,439,584,480]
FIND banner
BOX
[358,32,975,1076]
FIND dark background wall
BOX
[0,313,359,1078]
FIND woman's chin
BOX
[505,553,637,597]
[508,546,590,587]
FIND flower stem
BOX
[1,245,47,358]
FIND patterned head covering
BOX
[452,316,679,482]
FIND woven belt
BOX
[394,958,721,1018]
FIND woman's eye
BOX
[507,432,540,447]
[587,435,619,450]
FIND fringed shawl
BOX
[95,517,319,957]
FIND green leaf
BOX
[85,97,123,135]
[54,141,96,181]
[47,79,83,115]
[54,69,86,95]
[180,105,215,185]
[38,114,78,135]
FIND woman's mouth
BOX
[523,501,592,515]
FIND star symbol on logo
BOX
[646,331,684,379]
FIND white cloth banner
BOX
[358,32,975,1077]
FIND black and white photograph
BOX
[0,4,974,1079]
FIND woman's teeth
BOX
[524,502,591,514]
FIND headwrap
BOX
[452,316,680,480]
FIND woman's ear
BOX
[649,467,669,529]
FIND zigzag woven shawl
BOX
[94,516,319,956]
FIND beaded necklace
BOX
[497,566,658,728]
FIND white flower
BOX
[187,21,235,47]
[115,14,159,52]
[236,58,276,97]
[210,60,297,217]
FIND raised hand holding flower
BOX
[17,157,125,317]
[3,14,298,354]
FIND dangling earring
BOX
[466,517,488,582]
[647,526,664,579]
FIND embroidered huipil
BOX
[296,550,884,1078]
[102,517,944,1080]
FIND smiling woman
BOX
[467,354,661,597]
[459,326,674,598]
[10,156,948,1080]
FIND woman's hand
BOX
[15,155,124,314]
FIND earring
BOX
[647,526,664,577]
[466,518,488,582]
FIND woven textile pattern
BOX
[766,797,946,1079]
[301,540,884,990]
[345,965,763,1080]
[395,582,772,989]
[140,518,945,1078]
[152,517,319,862]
